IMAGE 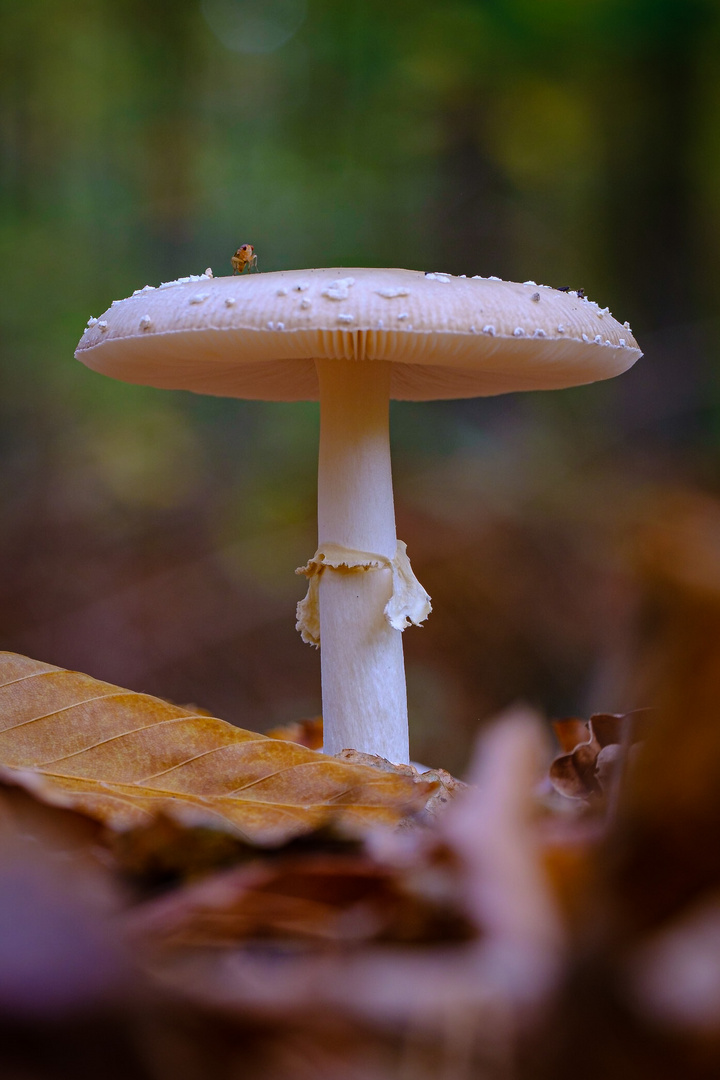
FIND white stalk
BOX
[315,358,409,762]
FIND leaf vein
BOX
[33,714,201,765]
[137,741,268,784]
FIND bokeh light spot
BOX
[200,0,308,54]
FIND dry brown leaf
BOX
[551,718,589,755]
[335,748,465,817]
[549,711,650,801]
[266,716,324,750]
[0,652,435,847]
[129,848,475,949]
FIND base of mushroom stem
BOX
[318,568,410,763]
[266,717,433,771]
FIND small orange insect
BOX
[231,244,258,274]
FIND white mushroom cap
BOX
[76,268,642,401]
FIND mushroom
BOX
[75,268,641,763]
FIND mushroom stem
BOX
[316,358,409,762]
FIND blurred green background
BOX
[3,0,720,771]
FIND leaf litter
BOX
[8,491,720,1080]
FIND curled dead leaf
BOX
[549,711,650,801]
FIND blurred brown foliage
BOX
[5,489,720,1077]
